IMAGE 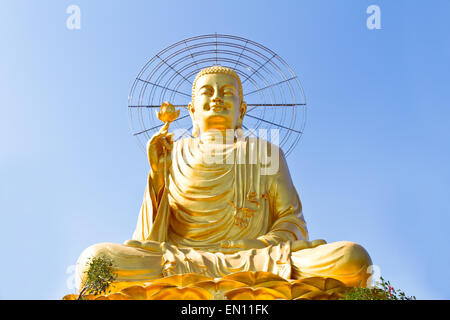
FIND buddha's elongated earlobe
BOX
[192,123,200,138]
[236,101,246,139]
[236,122,244,139]
[240,101,247,117]
[188,102,199,137]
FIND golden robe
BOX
[133,136,307,247]
[76,137,372,290]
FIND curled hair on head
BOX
[191,66,243,103]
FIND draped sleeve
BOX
[258,148,309,244]
[132,140,171,242]
[132,172,157,241]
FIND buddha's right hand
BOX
[291,239,327,251]
[147,123,174,173]
[124,239,162,252]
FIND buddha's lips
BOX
[206,114,228,122]
[210,104,229,112]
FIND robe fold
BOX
[132,136,308,247]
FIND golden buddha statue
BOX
[75,66,372,297]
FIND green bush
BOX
[78,256,117,300]
[343,277,415,300]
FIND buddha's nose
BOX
[211,96,224,105]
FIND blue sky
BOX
[0,0,449,299]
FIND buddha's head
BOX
[188,66,247,137]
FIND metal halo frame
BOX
[128,33,306,157]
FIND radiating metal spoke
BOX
[184,39,200,69]
[133,123,164,136]
[233,39,248,69]
[133,114,190,136]
[242,53,276,85]
[247,103,305,107]
[129,104,188,108]
[245,114,302,134]
[136,78,191,98]
[246,103,306,114]
[215,32,218,65]
[244,77,297,97]
[156,54,191,86]
[242,124,257,137]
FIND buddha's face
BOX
[189,73,246,134]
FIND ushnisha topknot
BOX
[192,66,243,103]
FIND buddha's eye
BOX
[200,88,213,96]
[223,90,235,96]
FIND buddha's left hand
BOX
[291,239,327,251]
[218,239,267,252]
[124,239,162,252]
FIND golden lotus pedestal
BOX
[63,271,349,300]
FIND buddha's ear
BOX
[188,102,200,138]
[188,102,195,117]
[239,101,247,119]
